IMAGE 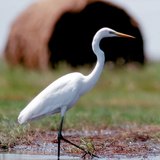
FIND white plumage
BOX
[18,27,134,159]
[18,72,85,124]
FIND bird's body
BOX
[18,27,134,159]
[18,72,93,124]
[18,72,84,124]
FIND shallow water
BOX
[1,153,160,160]
[0,153,79,160]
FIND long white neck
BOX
[81,30,105,94]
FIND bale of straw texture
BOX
[4,0,89,69]
[4,0,144,70]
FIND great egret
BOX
[18,27,134,159]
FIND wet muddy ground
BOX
[2,125,160,159]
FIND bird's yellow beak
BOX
[116,32,135,39]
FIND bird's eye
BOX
[109,31,114,34]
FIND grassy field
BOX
[0,61,160,148]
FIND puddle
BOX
[0,153,79,160]
[1,153,160,160]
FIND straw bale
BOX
[4,0,145,70]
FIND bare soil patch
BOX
[8,125,160,158]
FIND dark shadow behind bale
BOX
[49,1,144,67]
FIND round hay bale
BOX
[4,0,145,70]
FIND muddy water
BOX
[1,153,160,160]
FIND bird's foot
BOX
[81,151,99,159]
[59,134,99,159]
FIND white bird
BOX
[18,27,134,159]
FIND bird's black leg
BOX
[57,116,98,159]
[57,116,64,160]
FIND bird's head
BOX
[98,27,135,39]
[92,27,135,53]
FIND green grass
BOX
[0,61,160,134]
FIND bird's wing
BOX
[18,73,83,124]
